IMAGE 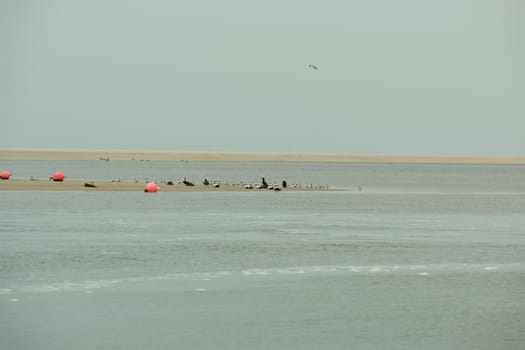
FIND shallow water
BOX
[1,162,524,349]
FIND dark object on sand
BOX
[167,181,174,185]
[203,179,210,185]
[282,180,287,188]
[84,182,97,188]
[261,177,268,189]
[183,179,194,186]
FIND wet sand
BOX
[1,148,524,164]
[0,180,327,192]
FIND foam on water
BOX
[18,279,118,294]
[4,263,520,296]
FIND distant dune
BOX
[1,148,524,165]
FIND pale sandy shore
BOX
[0,180,328,192]
[1,148,524,164]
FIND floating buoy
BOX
[145,182,159,193]
[51,172,65,181]
[0,170,11,180]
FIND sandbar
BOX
[1,148,524,164]
[0,180,328,192]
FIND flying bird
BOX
[308,64,318,70]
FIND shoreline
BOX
[1,148,525,165]
[0,180,330,192]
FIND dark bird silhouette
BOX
[308,64,318,70]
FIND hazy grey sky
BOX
[2,0,524,155]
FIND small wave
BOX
[19,279,117,294]
[8,263,521,295]
[234,263,521,277]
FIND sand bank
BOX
[1,148,524,164]
[0,180,328,192]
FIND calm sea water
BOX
[1,161,524,349]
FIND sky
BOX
[2,0,524,155]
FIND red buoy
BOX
[145,182,159,193]
[0,171,11,180]
[51,172,65,181]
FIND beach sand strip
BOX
[0,180,328,192]
[1,149,524,164]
